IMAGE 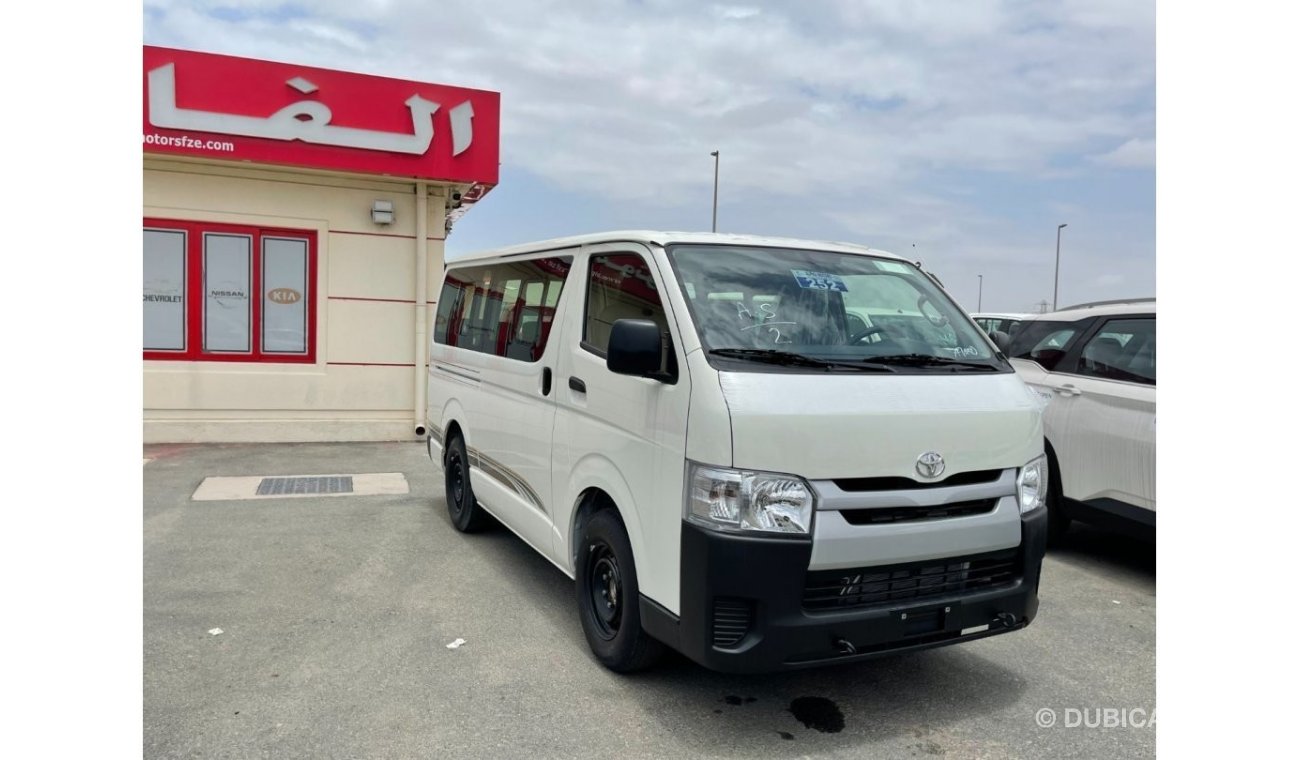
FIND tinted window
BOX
[1008,319,1087,371]
[583,253,668,354]
[434,257,572,361]
[1077,318,1156,385]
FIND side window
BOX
[583,253,668,354]
[434,271,472,347]
[1008,320,1086,371]
[433,257,572,361]
[1077,318,1156,385]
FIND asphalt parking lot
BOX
[144,441,1155,759]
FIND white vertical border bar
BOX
[415,182,429,436]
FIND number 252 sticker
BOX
[791,270,848,291]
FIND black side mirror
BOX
[607,319,665,378]
[989,330,1011,353]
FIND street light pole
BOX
[1053,223,1068,311]
[978,274,983,312]
[710,150,719,232]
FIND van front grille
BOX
[832,469,1002,492]
[838,498,998,525]
[803,550,1019,611]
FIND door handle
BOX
[542,367,552,396]
[1055,383,1082,397]
[569,376,587,394]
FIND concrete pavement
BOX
[144,441,1155,759]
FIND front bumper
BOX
[641,507,1047,673]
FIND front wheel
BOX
[575,509,663,672]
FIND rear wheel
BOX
[444,434,490,533]
[575,509,663,672]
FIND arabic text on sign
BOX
[147,63,474,157]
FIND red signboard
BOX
[143,46,500,184]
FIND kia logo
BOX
[267,288,301,304]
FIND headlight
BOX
[687,463,815,535]
[1017,455,1048,514]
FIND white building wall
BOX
[143,156,451,442]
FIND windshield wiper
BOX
[869,354,1001,371]
[709,348,895,372]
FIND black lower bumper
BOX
[640,508,1048,674]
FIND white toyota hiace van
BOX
[426,232,1049,673]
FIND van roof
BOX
[447,230,908,264]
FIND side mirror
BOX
[607,319,665,378]
[989,330,1011,353]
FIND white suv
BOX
[1006,300,1155,541]
[972,312,1032,340]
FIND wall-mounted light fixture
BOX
[371,200,394,225]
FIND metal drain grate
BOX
[255,476,354,496]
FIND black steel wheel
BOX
[444,434,490,533]
[585,542,624,640]
[575,509,663,672]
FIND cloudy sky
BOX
[143,0,1154,313]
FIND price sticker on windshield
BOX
[791,270,848,291]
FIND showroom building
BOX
[143,46,499,442]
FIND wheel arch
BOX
[570,488,618,570]
[562,454,647,578]
[438,398,471,461]
[1044,437,1063,499]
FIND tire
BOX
[444,433,491,533]
[575,509,664,672]
[1045,446,1070,546]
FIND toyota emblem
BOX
[916,451,946,479]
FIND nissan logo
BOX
[916,451,946,480]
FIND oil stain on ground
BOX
[789,696,845,733]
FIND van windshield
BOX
[667,244,1005,372]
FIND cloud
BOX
[145,1,1153,192]
[143,0,1155,310]
[1092,138,1156,168]
[714,5,761,20]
